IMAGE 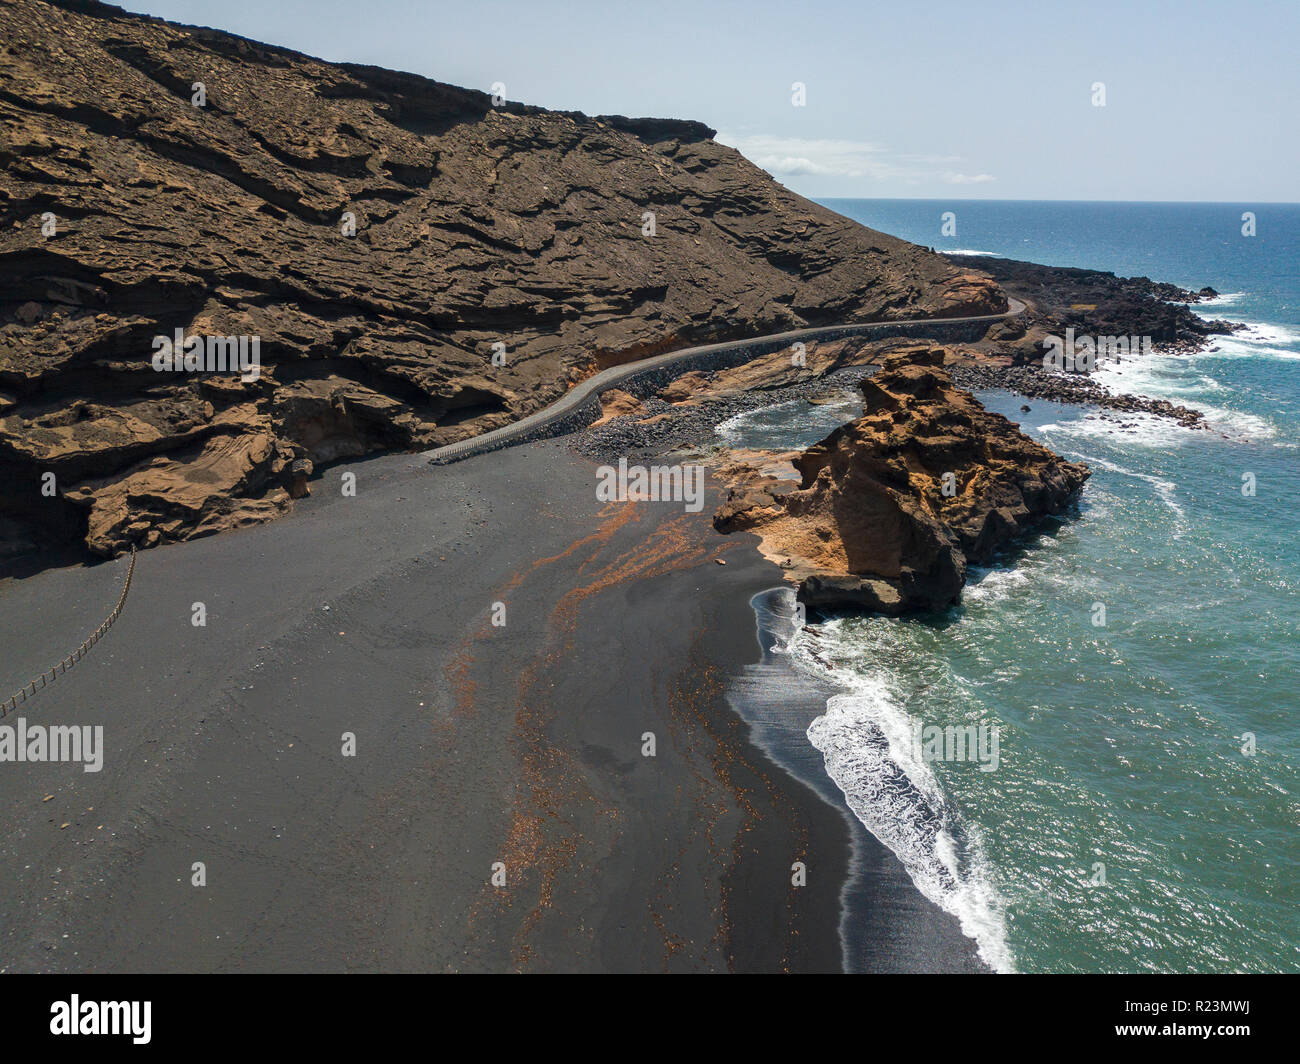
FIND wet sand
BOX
[0,439,980,972]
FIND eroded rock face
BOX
[659,336,879,404]
[714,344,1090,614]
[0,0,1005,560]
[592,389,645,426]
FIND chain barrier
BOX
[1,545,136,719]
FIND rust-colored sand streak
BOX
[466,502,758,969]
[643,654,737,970]
[442,503,642,726]
[672,633,814,973]
[464,502,644,962]
[443,643,478,725]
[498,500,642,594]
[558,514,719,608]
[500,506,723,966]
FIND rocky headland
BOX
[947,252,1242,363]
[710,344,1090,614]
[937,252,1244,426]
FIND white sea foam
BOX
[1195,291,1245,307]
[1058,451,1188,533]
[1039,410,1194,450]
[1199,332,1300,362]
[963,565,1031,605]
[1092,356,1224,398]
[793,623,1015,973]
[715,401,793,445]
[1059,352,1277,442]
[1225,320,1300,346]
[1194,404,1277,439]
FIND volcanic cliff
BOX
[0,0,1005,562]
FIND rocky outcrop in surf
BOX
[0,0,1005,562]
[713,344,1090,614]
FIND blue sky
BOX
[121,0,1299,202]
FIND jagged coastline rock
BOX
[713,344,1090,614]
[946,253,1242,364]
[946,360,1207,428]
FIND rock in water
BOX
[714,345,1090,614]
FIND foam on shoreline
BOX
[788,615,1016,973]
[724,587,992,973]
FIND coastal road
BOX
[424,298,1027,463]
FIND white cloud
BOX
[943,172,997,185]
[715,134,901,180]
[897,153,964,165]
[716,132,995,187]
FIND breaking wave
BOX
[791,617,1015,973]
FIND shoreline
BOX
[4,246,1246,582]
[723,586,989,972]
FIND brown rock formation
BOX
[0,0,1005,561]
[659,337,878,405]
[591,388,645,426]
[714,344,1090,614]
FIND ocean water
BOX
[725,200,1300,973]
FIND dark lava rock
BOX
[0,0,1006,562]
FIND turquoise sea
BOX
[727,200,1300,972]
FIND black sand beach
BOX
[0,439,981,972]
